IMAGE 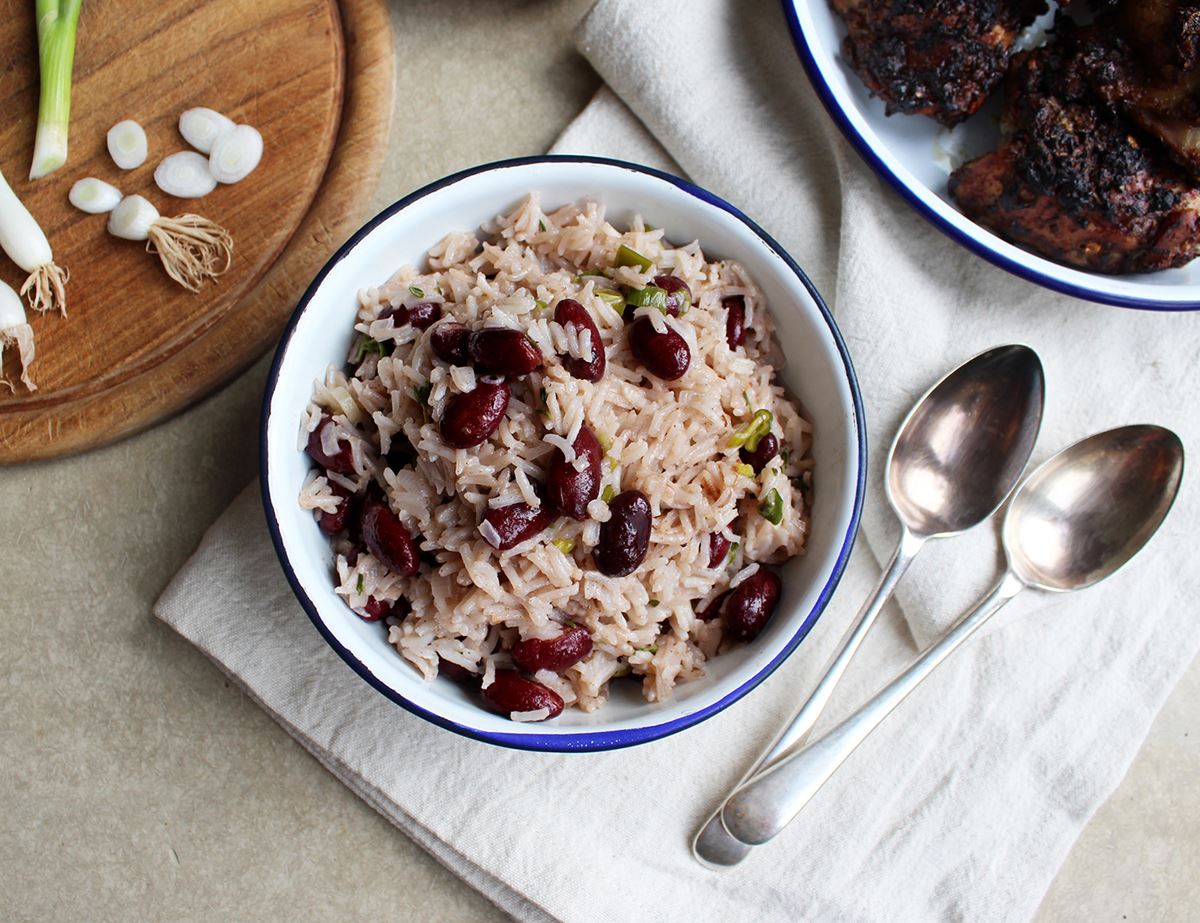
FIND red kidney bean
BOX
[440,381,510,448]
[708,533,731,569]
[554,299,606,382]
[318,481,354,535]
[652,275,692,316]
[481,670,564,719]
[546,425,603,520]
[385,431,418,470]
[430,322,472,365]
[358,493,419,576]
[698,590,729,622]
[306,416,356,475]
[379,305,408,326]
[740,432,780,474]
[360,596,392,622]
[629,316,690,381]
[483,501,554,550]
[408,302,442,329]
[594,490,652,577]
[723,570,782,641]
[723,295,746,349]
[512,626,593,673]
[468,328,543,378]
[438,656,477,684]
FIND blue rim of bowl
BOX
[781,0,1200,313]
[260,154,867,752]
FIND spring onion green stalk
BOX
[600,484,615,503]
[106,194,232,292]
[30,0,83,180]
[69,177,122,214]
[728,409,774,450]
[595,431,613,453]
[0,164,68,314]
[735,462,754,478]
[551,537,576,555]
[727,541,739,565]
[596,288,625,315]
[759,488,784,525]
[0,278,36,390]
[616,244,652,272]
[625,285,668,312]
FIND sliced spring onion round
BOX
[154,151,217,199]
[626,285,668,311]
[616,244,653,271]
[759,488,784,525]
[68,178,123,214]
[107,120,148,170]
[208,124,263,184]
[179,107,235,155]
[107,194,160,242]
[728,409,774,450]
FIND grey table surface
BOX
[3,2,1196,920]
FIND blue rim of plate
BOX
[260,154,867,752]
[781,0,1200,313]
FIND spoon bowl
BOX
[1006,425,1184,592]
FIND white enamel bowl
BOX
[784,0,1200,310]
[261,156,866,751]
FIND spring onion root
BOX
[154,151,216,199]
[107,195,232,292]
[69,177,122,214]
[209,125,263,184]
[179,108,235,155]
[0,279,36,391]
[30,0,83,180]
[107,119,148,170]
[0,165,68,315]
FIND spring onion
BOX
[107,120,148,170]
[179,107,235,155]
[29,0,83,180]
[68,177,122,214]
[648,599,659,607]
[351,336,388,364]
[107,195,233,292]
[635,645,658,655]
[729,409,773,450]
[0,164,68,314]
[601,484,615,503]
[735,462,754,478]
[727,541,739,565]
[551,537,576,555]
[759,488,784,525]
[154,151,216,199]
[413,381,432,404]
[616,244,652,272]
[209,124,263,184]
[596,289,625,315]
[596,431,613,453]
[0,279,36,391]
[625,285,668,312]
[356,574,365,594]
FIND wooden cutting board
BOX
[0,0,393,463]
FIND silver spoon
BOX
[693,344,1045,868]
[720,424,1184,849]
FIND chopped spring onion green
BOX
[209,124,263,184]
[107,119,148,170]
[68,177,122,214]
[538,219,547,232]
[635,645,658,654]
[414,382,432,404]
[596,431,613,452]
[759,488,784,525]
[534,299,549,312]
[601,484,615,503]
[409,285,424,298]
[605,456,618,472]
[0,164,68,314]
[356,574,365,593]
[29,0,83,180]
[154,151,217,199]
[352,336,388,363]
[625,285,668,312]
[743,391,753,414]
[551,537,576,555]
[179,107,236,155]
[539,386,550,417]
[596,289,626,315]
[735,462,754,478]
[616,244,653,272]
[0,279,37,391]
[727,541,739,565]
[781,446,791,465]
[574,272,608,284]
[648,599,659,607]
[729,409,774,451]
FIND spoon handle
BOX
[720,570,1026,847]
[691,527,925,869]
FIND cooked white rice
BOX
[299,194,813,713]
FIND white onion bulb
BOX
[107,120,148,170]
[179,107,236,155]
[154,152,217,199]
[69,178,123,214]
[208,125,263,184]
[107,195,160,241]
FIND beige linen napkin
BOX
[157,1,1200,920]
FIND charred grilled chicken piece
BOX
[832,0,1049,126]
[949,22,1200,274]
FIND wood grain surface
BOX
[0,0,394,463]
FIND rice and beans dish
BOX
[298,195,813,722]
